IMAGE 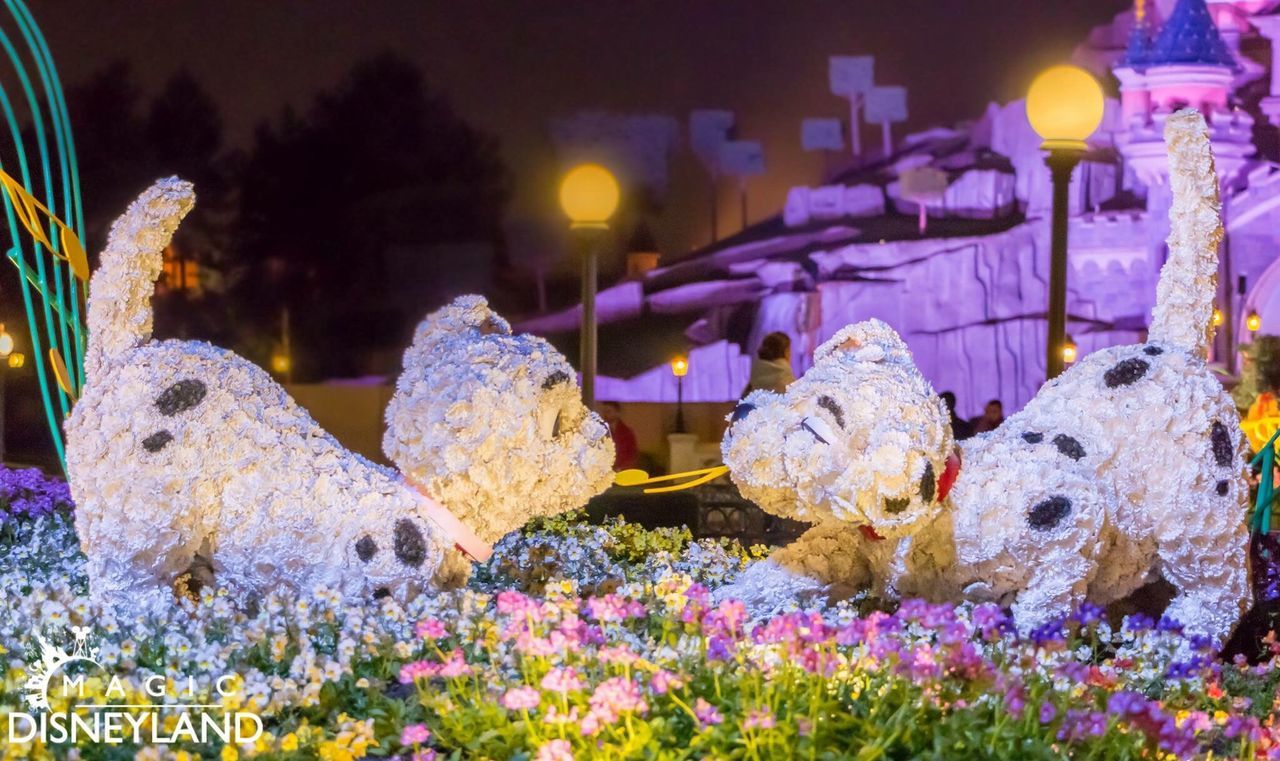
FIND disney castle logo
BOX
[9,626,263,746]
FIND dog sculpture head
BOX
[721,319,952,538]
[384,295,615,544]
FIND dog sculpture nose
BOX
[730,402,756,424]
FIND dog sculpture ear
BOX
[406,295,511,362]
[813,318,912,366]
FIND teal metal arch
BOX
[0,0,84,470]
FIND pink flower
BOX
[743,707,776,731]
[400,723,431,746]
[501,686,542,711]
[543,705,580,726]
[497,590,542,619]
[415,618,447,640]
[541,667,585,694]
[412,752,437,761]
[585,594,628,622]
[515,631,557,657]
[589,677,648,717]
[649,670,684,695]
[598,645,639,666]
[399,660,439,684]
[438,649,472,678]
[694,698,723,726]
[535,739,574,761]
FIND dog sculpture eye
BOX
[541,371,570,390]
[817,395,845,429]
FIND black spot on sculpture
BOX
[1216,480,1230,496]
[1022,432,1044,444]
[730,402,756,425]
[541,371,570,390]
[920,461,936,503]
[355,535,378,562]
[1028,496,1072,530]
[142,430,173,452]
[156,379,207,416]
[394,519,428,567]
[1210,421,1234,467]
[373,587,391,600]
[884,496,910,514]
[1053,434,1086,461]
[1103,358,1149,388]
[1143,345,1163,356]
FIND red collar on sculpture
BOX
[858,451,962,544]
[937,450,962,503]
[405,478,494,563]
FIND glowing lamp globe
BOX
[560,164,619,228]
[1248,310,1262,333]
[0,324,13,358]
[1062,336,1078,365]
[270,352,291,375]
[7,352,23,369]
[671,356,689,378]
[1026,65,1105,151]
[1212,305,1224,327]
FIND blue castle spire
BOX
[1149,0,1237,69]
[1120,0,1155,66]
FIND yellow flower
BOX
[220,745,239,761]
[280,733,299,751]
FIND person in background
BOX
[599,401,638,471]
[970,398,1004,434]
[939,391,974,441]
[744,332,796,395]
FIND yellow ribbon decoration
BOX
[0,169,89,281]
[614,465,730,494]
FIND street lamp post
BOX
[671,355,689,433]
[1026,65,1105,380]
[560,164,620,408]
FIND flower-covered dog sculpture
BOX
[67,179,613,613]
[722,110,1250,642]
[384,295,616,584]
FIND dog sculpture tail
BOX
[84,177,195,382]
[1147,109,1223,359]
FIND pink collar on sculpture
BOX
[405,478,494,563]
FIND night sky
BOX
[36,0,1129,256]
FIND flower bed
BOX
[1,469,1279,760]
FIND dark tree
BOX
[236,53,508,379]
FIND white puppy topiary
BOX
[66,179,613,614]
[383,295,615,583]
[720,110,1250,642]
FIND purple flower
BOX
[1057,709,1108,741]
[1122,613,1155,634]
[0,466,72,520]
[1070,602,1105,628]
[1038,701,1056,725]
[694,698,723,726]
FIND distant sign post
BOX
[864,86,908,157]
[689,109,736,243]
[719,140,765,230]
[828,56,874,157]
[900,166,948,235]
